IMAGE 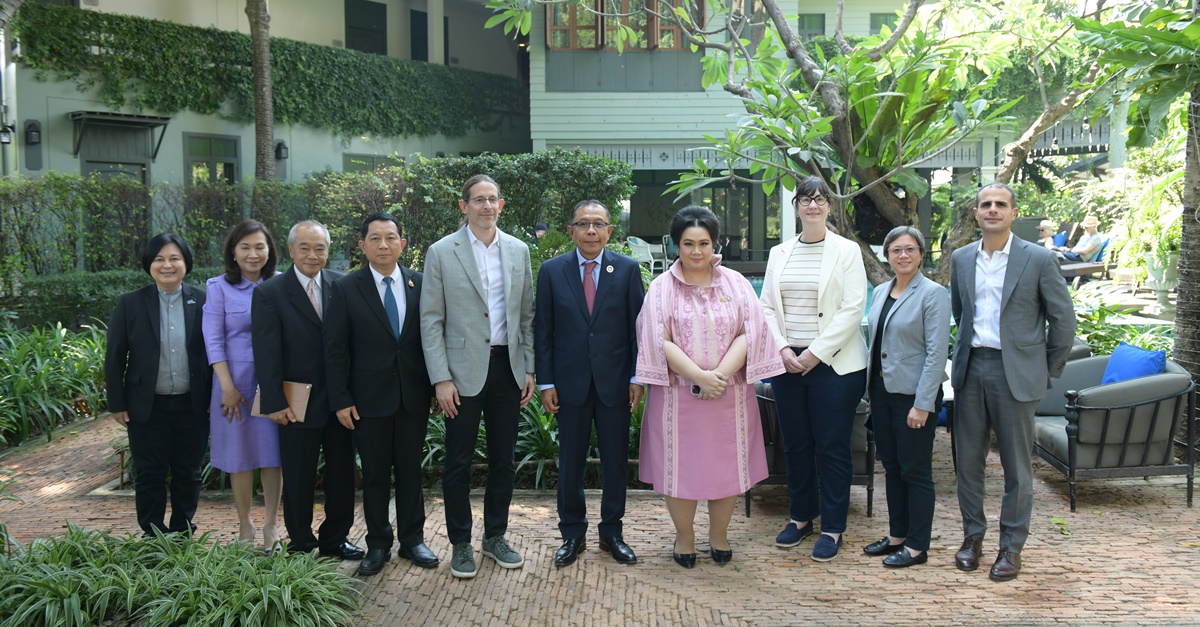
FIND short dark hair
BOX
[792,175,832,203]
[975,182,1016,207]
[669,205,720,248]
[222,220,278,284]
[882,226,926,257]
[461,174,501,201]
[142,233,194,275]
[360,212,403,239]
[570,199,610,223]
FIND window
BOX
[185,134,238,185]
[343,153,404,173]
[870,13,897,35]
[547,0,700,51]
[346,0,387,55]
[797,14,825,41]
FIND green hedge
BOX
[11,2,527,138]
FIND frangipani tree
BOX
[488,0,1102,284]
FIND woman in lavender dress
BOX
[636,206,784,568]
[203,220,282,549]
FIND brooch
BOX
[606,265,614,273]
[408,279,415,288]
[718,295,732,303]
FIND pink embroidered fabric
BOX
[635,256,785,499]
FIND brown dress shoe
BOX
[954,535,984,571]
[989,549,1021,581]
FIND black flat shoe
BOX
[398,543,439,568]
[672,541,696,569]
[711,547,732,564]
[554,537,586,567]
[863,537,906,556]
[883,548,928,568]
[599,535,637,564]
[357,547,390,576]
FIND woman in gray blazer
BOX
[862,226,951,568]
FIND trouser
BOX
[953,348,1038,552]
[869,376,937,551]
[127,393,209,536]
[355,408,430,550]
[556,383,631,539]
[442,350,522,545]
[277,415,356,552]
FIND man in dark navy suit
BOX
[325,212,436,577]
[534,200,645,567]
[252,220,363,561]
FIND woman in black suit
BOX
[105,234,212,536]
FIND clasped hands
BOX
[780,347,820,375]
[691,369,728,401]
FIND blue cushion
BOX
[1101,342,1167,385]
[1053,232,1068,247]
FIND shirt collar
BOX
[294,265,320,286]
[575,248,603,267]
[368,264,402,286]
[158,286,183,297]
[977,233,1014,258]
[467,226,502,249]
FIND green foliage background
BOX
[10,2,526,138]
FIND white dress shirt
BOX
[971,233,1012,349]
[468,227,508,345]
[369,264,406,334]
[294,265,322,305]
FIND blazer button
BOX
[881,352,887,359]
[818,312,824,317]
[484,313,488,317]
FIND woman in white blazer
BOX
[861,226,950,568]
[759,176,868,562]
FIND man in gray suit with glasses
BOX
[949,182,1076,582]
[421,174,536,580]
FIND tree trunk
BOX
[1173,81,1200,379]
[246,0,274,184]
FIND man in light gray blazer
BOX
[949,182,1076,582]
[421,174,536,580]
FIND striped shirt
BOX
[779,239,824,347]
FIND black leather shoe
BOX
[988,549,1021,582]
[399,543,439,568]
[863,537,905,556]
[711,547,732,564]
[357,548,390,576]
[320,541,366,561]
[883,548,927,568]
[555,537,586,567]
[672,541,696,569]
[598,535,637,564]
[954,535,983,572]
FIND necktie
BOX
[583,260,597,315]
[306,278,322,320]
[383,276,400,339]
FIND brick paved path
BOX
[2,417,1198,625]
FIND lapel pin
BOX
[408,279,415,288]
[606,265,614,273]
[186,299,196,305]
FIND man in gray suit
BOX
[421,174,536,579]
[949,182,1076,582]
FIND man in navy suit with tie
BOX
[535,200,645,566]
[325,212,436,576]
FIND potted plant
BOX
[1111,170,1182,312]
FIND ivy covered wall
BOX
[10,2,529,140]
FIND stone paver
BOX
[1,417,1198,625]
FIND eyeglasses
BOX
[468,196,501,207]
[796,196,829,207]
[888,246,920,257]
[570,221,610,231]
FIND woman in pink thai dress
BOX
[636,206,784,568]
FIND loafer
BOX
[320,541,366,561]
[711,547,732,564]
[988,549,1021,582]
[810,534,842,562]
[863,537,905,556]
[954,535,984,572]
[883,548,927,568]
[399,543,439,568]
[672,541,696,569]
[357,547,390,576]
[555,537,586,567]
[598,535,637,564]
[775,521,814,548]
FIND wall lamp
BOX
[274,141,288,161]
[0,125,12,145]
[25,121,41,145]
